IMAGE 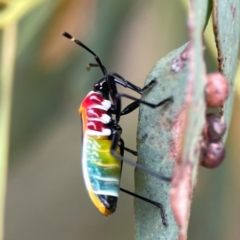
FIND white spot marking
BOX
[86,129,111,136]
[102,100,111,110]
[100,114,111,123]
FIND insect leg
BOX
[109,72,156,95]
[117,93,173,109]
[120,95,172,116]
[124,147,138,156]
[110,130,171,182]
[119,138,137,156]
[117,138,166,225]
[120,101,140,116]
[120,187,167,226]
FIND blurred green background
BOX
[2,0,240,239]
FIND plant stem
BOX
[0,21,17,240]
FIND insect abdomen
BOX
[82,136,121,216]
[80,91,122,216]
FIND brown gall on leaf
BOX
[200,142,225,168]
[205,73,229,108]
[203,113,226,142]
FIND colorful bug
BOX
[62,32,172,226]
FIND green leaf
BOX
[213,0,240,141]
[135,44,188,240]
[135,0,210,239]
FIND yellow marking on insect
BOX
[88,191,112,217]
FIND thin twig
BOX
[0,21,17,240]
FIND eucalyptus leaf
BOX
[135,0,209,239]
[213,0,240,141]
[135,44,188,240]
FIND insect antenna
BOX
[87,63,100,70]
[62,31,108,79]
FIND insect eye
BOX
[94,82,100,90]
